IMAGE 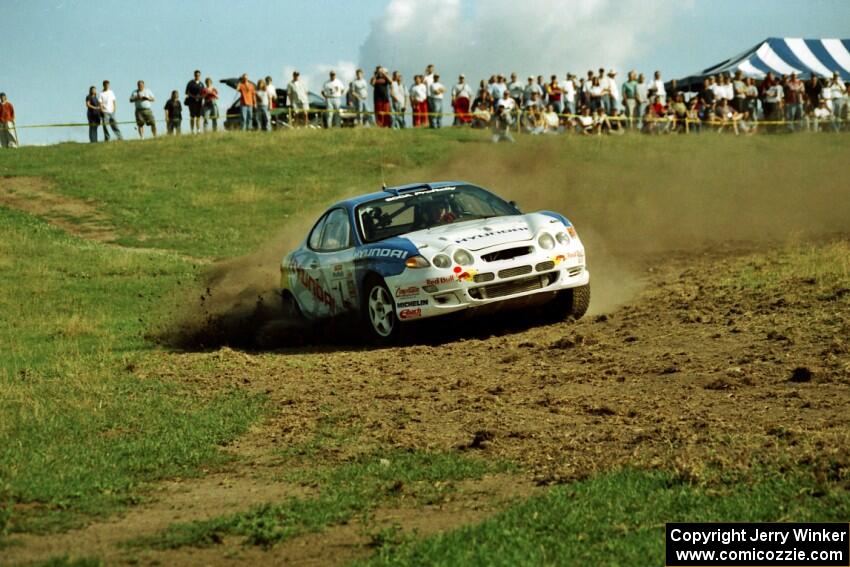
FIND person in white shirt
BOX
[428,74,445,128]
[98,80,123,141]
[391,71,408,129]
[563,74,577,116]
[410,75,428,127]
[286,71,309,127]
[603,70,620,114]
[650,70,666,104]
[577,106,595,135]
[322,70,346,128]
[451,74,473,125]
[635,73,649,129]
[542,104,561,134]
[523,76,542,106]
[423,64,437,123]
[813,99,832,131]
[489,75,507,103]
[129,80,157,139]
[264,76,278,111]
[492,90,516,143]
[423,64,435,87]
[720,75,734,103]
[508,72,524,102]
[349,68,370,126]
[830,72,847,128]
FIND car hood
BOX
[404,213,557,252]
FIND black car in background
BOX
[220,78,356,129]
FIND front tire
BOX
[362,277,400,343]
[550,284,591,321]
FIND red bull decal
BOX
[289,260,336,311]
[553,254,566,265]
[426,275,454,285]
[457,269,477,282]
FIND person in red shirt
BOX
[0,93,17,148]
[784,72,805,131]
[236,74,256,131]
[201,77,219,132]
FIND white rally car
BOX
[280,182,590,341]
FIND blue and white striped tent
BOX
[678,37,850,88]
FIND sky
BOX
[3,0,849,145]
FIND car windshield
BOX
[356,184,518,243]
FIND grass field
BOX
[1,129,849,565]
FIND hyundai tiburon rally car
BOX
[280,182,589,341]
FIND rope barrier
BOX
[5,106,848,129]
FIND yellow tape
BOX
[7,107,847,129]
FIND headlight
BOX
[453,249,474,266]
[538,233,555,250]
[404,255,430,268]
[556,231,571,245]
[432,254,452,269]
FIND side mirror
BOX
[509,200,521,212]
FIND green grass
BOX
[357,467,850,567]
[0,208,264,533]
[725,241,850,293]
[127,451,506,550]
[1,129,849,556]
[0,130,462,258]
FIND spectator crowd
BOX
[1,64,848,147]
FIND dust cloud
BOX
[159,136,850,349]
[425,137,850,314]
[155,212,321,350]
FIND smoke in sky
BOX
[359,0,692,83]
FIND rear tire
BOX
[361,276,401,343]
[281,291,304,322]
[549,284,591,321]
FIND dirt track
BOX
[3,140,850,564]
[5,236,850,565]
[168,242,849,481]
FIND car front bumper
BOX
[385,243,589,322]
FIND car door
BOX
[316,208,358,314]
[288,213,333,319]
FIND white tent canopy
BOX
[678,38,850,87]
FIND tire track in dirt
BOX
[1,431,308,566]
[120,474,537,567]
[0,176,208,263]
[0,176,119,242]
